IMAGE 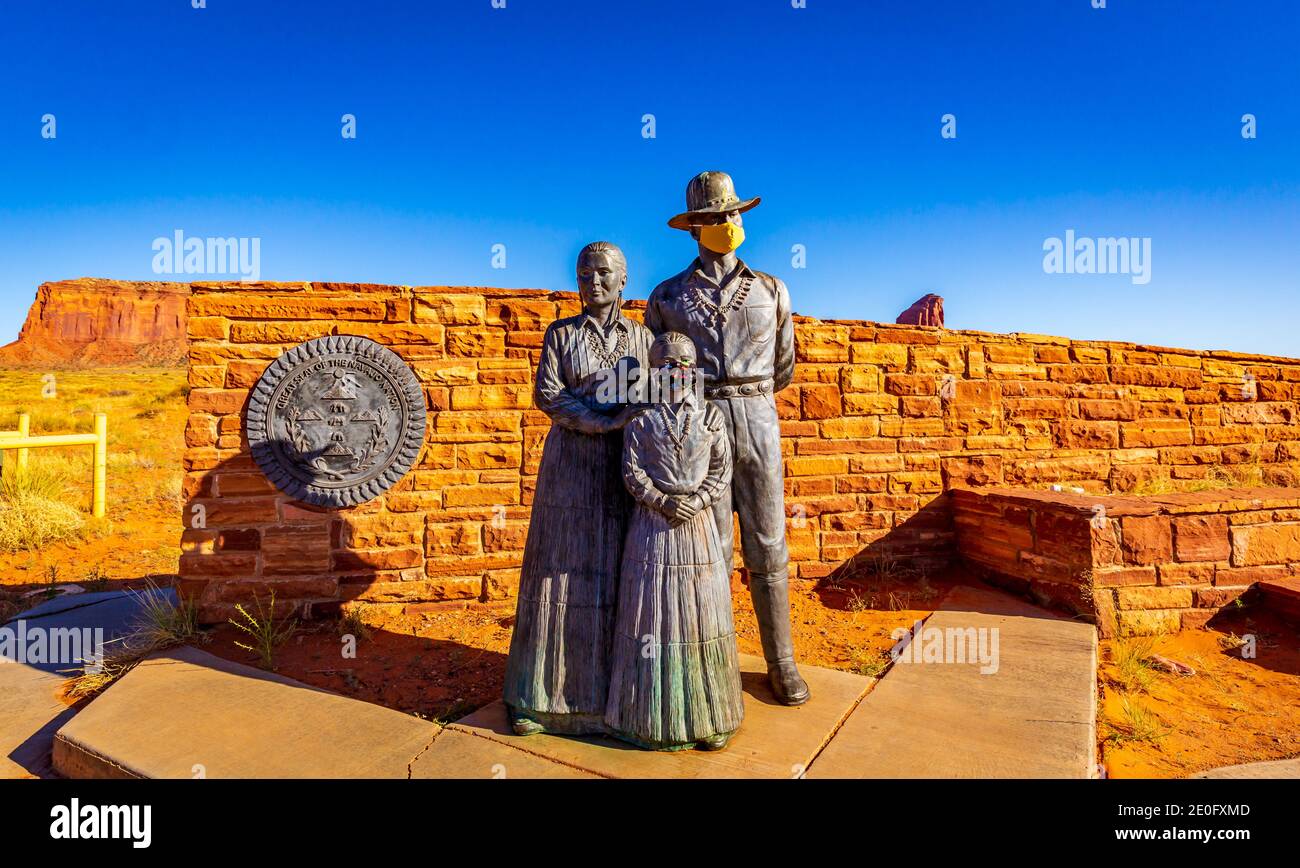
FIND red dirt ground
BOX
[1098,607,1300,778]
[202,571,948,724]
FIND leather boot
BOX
[748,569,810,705]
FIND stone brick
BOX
[795,324,849,363]
[1056,420,1119,449]
[426,522,483,557]
[939,454,1003,488]
[413,293,487,325]
[189,389,247,415]
[229,321,335,343]
[1116,586,1194,610]
[839,366,881,394]
[1120,515,1172,565]
[457,442,521,469]
[442,483,520,508]
[786,456,849,477]
[1078,399,1139,421]
[191,295,387,321]
[446,328,506,358]
[1193,586,1251,608]
[1157,561,1217,586]
[339,513,424,548]
[850,343,907,368]
[185,416,218,448]
[1172,514,1230,562]
[1120,420,1192,448]
[1110,365,1201,389]
[1093,566,1158,588]
[844,393,898,415]
[884,374,936,396]
[261,525,332,576]
[224,359,271,389]
[1118,609,1181,636]
[1230,522,1300,566]
[332,547,424,572]
[449,385,531,410]
[800,384,842,419]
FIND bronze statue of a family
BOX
[502,172,808,751]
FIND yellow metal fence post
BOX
[16,412,29,473]
[93,413,107,519]
[0,414,106,515]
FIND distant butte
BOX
[0,278,189,366]
[896,293,943,328]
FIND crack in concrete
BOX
[406,726,445,780]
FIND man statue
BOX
[645,171,810,705]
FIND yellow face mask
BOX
[697,222,745,254]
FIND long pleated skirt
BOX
[604,503,745,749]
[502,424,629,734]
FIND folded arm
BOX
[534,324,615,434]
[622,420,672,514]
[693,407,733,511]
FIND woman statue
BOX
[604,332,744,751]
[502,241,654,736]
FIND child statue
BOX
[604,331,745,751]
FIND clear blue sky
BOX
[1,0,1296,355]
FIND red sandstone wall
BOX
[178,281,1300,621]
[953,487,1300,635]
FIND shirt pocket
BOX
[744,304,775,344]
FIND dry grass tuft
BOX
[62,581,204,700]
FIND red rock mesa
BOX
[0,278,190,366]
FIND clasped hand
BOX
[662,493,703,526]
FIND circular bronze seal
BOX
[246,335,426,508]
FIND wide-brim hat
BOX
[667,171,761,230]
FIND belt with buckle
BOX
[704,379,774,399]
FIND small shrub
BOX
[887,590,912,611]
[127,581,203,650]
[851,648,891,678]
[338,605,372,640]
[846,588,873,613]
[230,592,298,669]
[0,462,69,502]
[0,493,84,552]
[1112,637,1159,693]
[64,581,206,700]
[82,564,111,592]
[1107,696,1164,745]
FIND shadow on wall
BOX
[814,494,957,586]
[179,442,442,625]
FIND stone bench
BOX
[950,486,1300,636]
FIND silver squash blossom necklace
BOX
[584,323,627,369]
[689,275,753,327]
[657,402,693,456]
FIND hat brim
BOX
[667,196,761,230]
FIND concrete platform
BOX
[410,728,600,779]
[47,584,1101,779]
[1192,757,1300,779]
[53,646,439,779]
[1,587,177,778]
[804,584,1098,778]
[0,664,73,778]
[416,653,873,779]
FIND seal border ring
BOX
[246,334,427,508]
